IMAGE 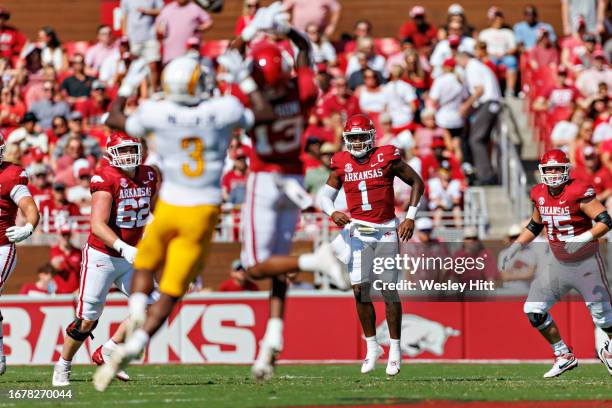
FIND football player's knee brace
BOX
[66,318,98,341]
[590,309,612,329]
[527,312,553,330]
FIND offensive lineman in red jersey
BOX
[220,2,346,380]
[318,114,425,376]
[502,149,612,378]
[52,133,159,387]
[0,134,40,375]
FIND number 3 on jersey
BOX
[181,137,204,177]
[358,180,372,211]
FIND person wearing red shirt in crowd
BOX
[343,20,373,56]
[218,260,259,292]
[317,76,361,123]
[527,28,559,70]
[420,137,464,183]
[0,7,25,67]
[571,145,600,185]
[0,87,25,127]
[76,80,111,126]
[398,6,437,51]
[533,65,582,115]
[221,148,248,205]
[27,163,52,207]
[19,263,56,296]
[302,136,323,172]
[235,0,260,36]
[38,182,81,233]
[49,225,81,294]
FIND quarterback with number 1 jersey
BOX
[330,144,400,225]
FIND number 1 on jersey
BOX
[358,180,372,211]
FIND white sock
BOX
[365,336,378,352]
[57,357,71,370]
[103,339,118,354]
[124,329,149,356]
[297,253,317,272]
[129,292,148,315]
[389,338,401,361]
[263,318,283,343]
[552,340,570,356]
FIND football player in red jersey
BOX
[502,149,612,378]
[0,133,40,375]
[318,114,425,376]
[52,133,159,387]
[219,2,347,380]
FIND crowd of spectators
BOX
[3,1,612,294]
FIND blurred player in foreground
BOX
[502,149,612,378]
[91,55,253,391]
[225,2,347,381]
[52,133,159,386]
[0,134,39,375]
[318,114,424,375]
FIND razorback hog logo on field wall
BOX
[374,314,460,357]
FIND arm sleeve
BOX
[10,184,31,205]
[317,184,340,216]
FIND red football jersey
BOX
[87,165,158,257]
[248,67,318,175]
[39,199,81,233]
[530,179,597,261]
[0,162,28,245]
[330,145,401,224]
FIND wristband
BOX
[112,239,127,253]
[405,206,418,220]
[239,77,258,95]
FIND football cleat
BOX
[92,346,130,382]
[93,345,132,392]
[597,340,612,375]
[52,364,71,387]
[315,243,350,290]
[386,358,401,376]
[0,355,5,375]
[251,340,280,381]
[543,352,578,378]
[361,345,384,374]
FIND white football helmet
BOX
[161,57,204,104]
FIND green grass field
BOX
[1,364,612,407]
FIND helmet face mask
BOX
[343,114,376,158]
[538,149,571,187]
[539,164,570,186]
[107,134,142,170]
[343,131,374,158]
